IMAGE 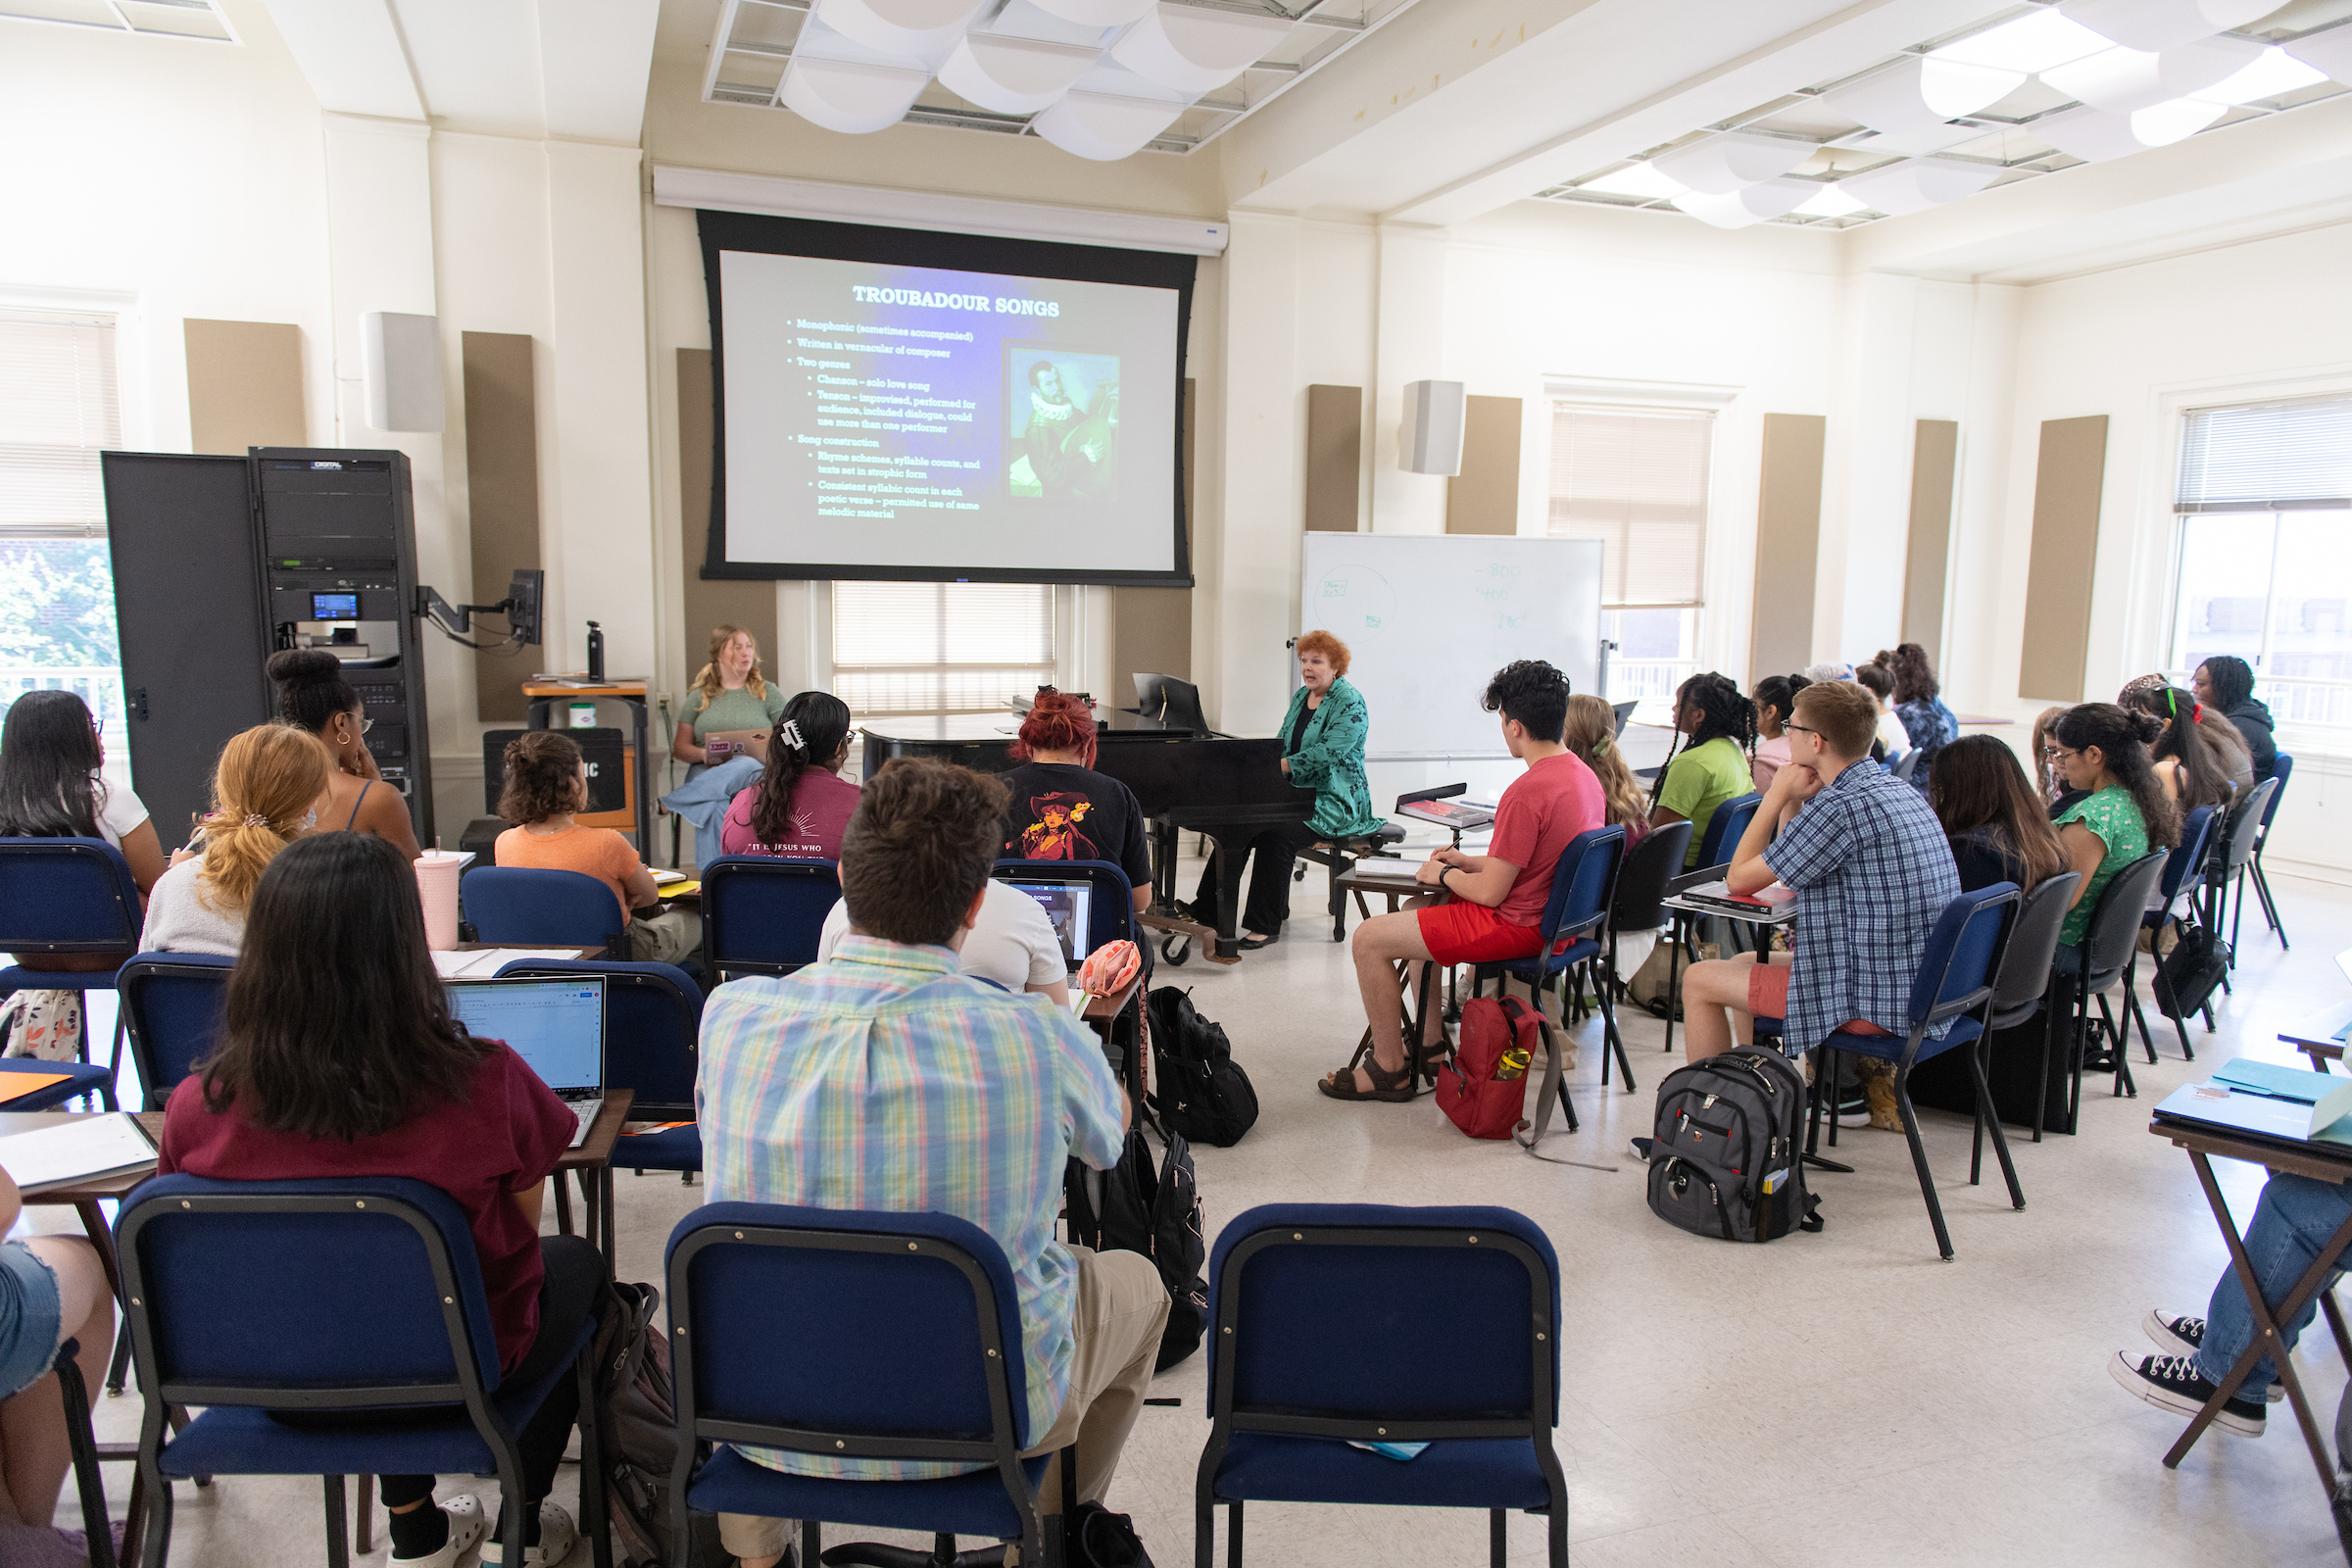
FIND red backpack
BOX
[1437,995,1543,1140]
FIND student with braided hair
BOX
[1650,671,1756,868]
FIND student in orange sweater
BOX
[494,731,700,963]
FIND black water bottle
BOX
[585,619,605,683]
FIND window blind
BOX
[1546,404,1712,607]
[0,312,120,534]
[833,581,1055,715]
[2177,394,2352,513]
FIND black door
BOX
[100,452,272,846]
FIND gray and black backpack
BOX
[1637,1046,1822,1243]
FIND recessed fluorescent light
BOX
[1792,186,1869,218]
[2189,46,2329,105]
[1576,163,1687,200]
[1932,10,2112,75]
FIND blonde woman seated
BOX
[142,725,332,956]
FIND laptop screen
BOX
[1004,879,1094,966]
[446,976,605,1094]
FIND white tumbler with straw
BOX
[414,850,466,951]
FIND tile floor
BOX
[75,862,2352,1566]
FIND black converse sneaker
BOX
[2143,1310,2287,1400]
[2109,1351,2266,1437]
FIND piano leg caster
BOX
[1161,933,1192,966]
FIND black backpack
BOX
[589,1281,724,1566]
[1145,987,1258,1147]
[2155,924,2232,1022]
[1067,1125,1209,1372]
[1636,1046,1821,1243]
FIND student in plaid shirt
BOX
[1680,680,1960,1065]
[697,760,1169,1568]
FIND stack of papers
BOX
[432,948,594,979]
[2211,1058,2352,1139]
[0,1114,158,1192]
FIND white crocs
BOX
[479,1501,578,1566]
[390,1493,486,1568]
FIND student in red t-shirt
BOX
[1321,661,1604,1102]
[158,833,605,1568]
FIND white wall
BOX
[1969,221,2352,880]
[2,4,662,843]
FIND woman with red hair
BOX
[1184,632,1385,949]
[997,691,1154,915]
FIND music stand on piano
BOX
[1132,673,1209,733]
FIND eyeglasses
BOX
[359,717,374,736]
[1784,722,1820,739]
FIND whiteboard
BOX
[1299,534,1604,759]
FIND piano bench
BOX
[1294,823,1410,943]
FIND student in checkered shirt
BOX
[1679,680,1960,1067]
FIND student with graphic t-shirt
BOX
[995,690,1153,914]
[718,692,861,859]
[1320,661,1604,1102]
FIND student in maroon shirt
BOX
[1321,661,1604,1102]
[158,834,604,1568]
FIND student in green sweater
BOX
[662,624,787,863]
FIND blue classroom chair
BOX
[1196,1203,1568,1568]
[0,836,145,1108]
[1695,791,1763,870]
[665,1204,1059,1568]
[462,865,625,953]
[118,952,234,1110]
[1466,824,1629,1124]
[2249,753,2292,946]
[699,857,840,984]
[2127,805,2216,1063]
[117,1175,609,1568]
[1792,883,2024,1260]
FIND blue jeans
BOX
[659,755,762,865]
[2193,1171,2352,1390]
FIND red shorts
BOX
[1745,960,1888,1037]
[1416,902,1545,966]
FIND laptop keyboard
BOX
[561,1094,604,1150]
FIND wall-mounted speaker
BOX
[1398,378,1464,475]
[361,311,446,433]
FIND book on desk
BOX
[2154,1057,2352,1149]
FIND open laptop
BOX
[446,976,607,1149]
[997,874,1095,971]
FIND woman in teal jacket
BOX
[1186,631,1386,948]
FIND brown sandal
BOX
[1319,1048,1418,1102]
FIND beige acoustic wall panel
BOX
[1112,377,1195,706]
[677,348,779,701]
[1303,384,1362,533]
[1446,395,1522,536]
[183,319,305,454]
[2019,415,2109,703]
[461,332,542,723]
[1903,418,1959,656]
[1750,413,1827,681]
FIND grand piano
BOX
[861,708,1315,962]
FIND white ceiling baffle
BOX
[701,0,1421,159]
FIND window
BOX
[832,581,1056,716]
[2170,394,2352,732]
[1547,404,1713,699]
[0,311,125,755]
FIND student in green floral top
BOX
[2047,703,2181,963]
[1187,631,1385,948]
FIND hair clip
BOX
[242,813,268,828]
[778,718,805,751]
